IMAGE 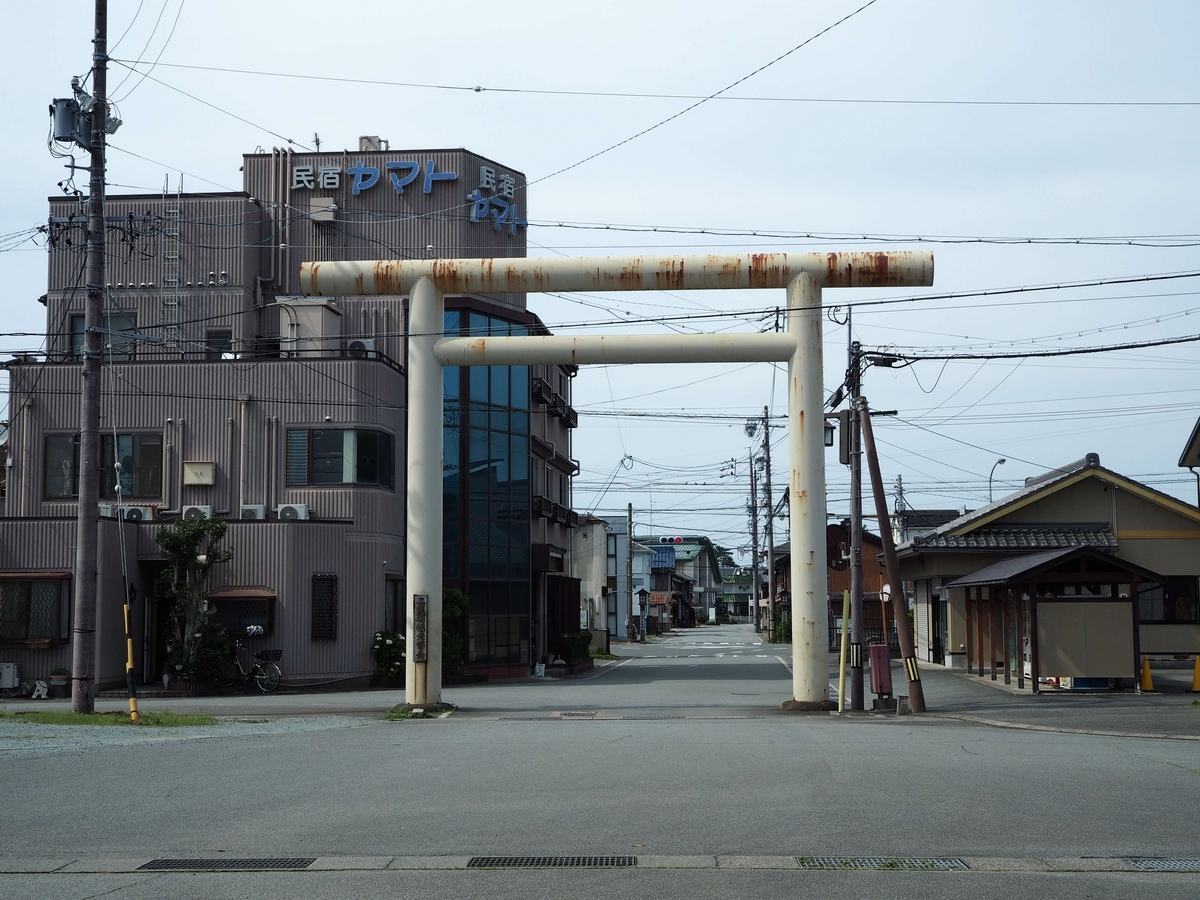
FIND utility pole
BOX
[848,336,865,711]
[71,0,109,713]
[761,406,776,641]
[627,502,634,640]
[859,395,927,713]
[748,449,760,632]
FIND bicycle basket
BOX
[254,649,283,662]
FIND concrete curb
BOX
[930,712,1200,742]
[2,855,1195,874]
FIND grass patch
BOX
[0,710,217,727]
[590,651,621,661]
[387,702,456,720]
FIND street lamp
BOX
[989,458,1007,503]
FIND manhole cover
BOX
[797,857,966,870]
[139,858,316,871]
[467,856,637,868]
[1129,858,1200,871]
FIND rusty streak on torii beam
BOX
[301,252,934,709]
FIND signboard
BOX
[290,159,527,237]
[650,591,670,606]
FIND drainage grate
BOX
[467,856,638,869]
[621,715,685,720]
[1129,858,1200,872]
[139,858,316,872]
[797,857,966,871]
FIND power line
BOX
[108,60,312,150]
[886,330,1200,362]
[526,0,882,187]
[118,59,1200,108]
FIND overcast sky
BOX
[3,1,1198,559]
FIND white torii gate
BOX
[301,252,934,707]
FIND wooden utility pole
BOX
[848,338,865,710]
[72,0,108,713]
[626,502,634,640]
[748,449,760,631]
[761,406,776,641]
[858,395,926,713]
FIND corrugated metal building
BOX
[1,140,578,686]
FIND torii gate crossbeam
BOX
[301,252,934,707]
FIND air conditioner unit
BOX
[277,503,309,521]
[122,506,153,522]
[182,505,213,520]
[240,504,266,520]
[98,504,117,518]
[347,338,375,358]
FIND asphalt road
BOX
[3,624,1199,899]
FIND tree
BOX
[154,516,234,678]
[714,544,737,568]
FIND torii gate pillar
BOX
[300,252,934,707]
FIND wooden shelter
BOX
[948,546,1161,693]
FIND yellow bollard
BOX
[1190,657,1200,693]
[1140,657,1155,692]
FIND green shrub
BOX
[372,629,406,678]
[555,631,594,664]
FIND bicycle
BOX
[213,626,282,693]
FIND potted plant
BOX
[49,667,69,698]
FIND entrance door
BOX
[607,594,618,637]
[932,595,947,665]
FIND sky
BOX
[2,1,1199,561]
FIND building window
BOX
[385,578,404,633]
[206,330,234,360]
[208,595,274,637]
[311,573,338,641]
[285,429,395,489]
[0,579,70,643]
[44,434,80,498]
[71,311,136,361]
[1138,577,1199,623]
[44,433,162,499]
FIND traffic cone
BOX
[1140,657,1155,692]
[1190,657,1200,693]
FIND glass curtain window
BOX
[446,310,531,665]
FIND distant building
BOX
[638,535,722,628]
[0,140,579,687]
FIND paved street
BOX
[3,624,1200,898]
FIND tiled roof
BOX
[912,523,1116,551]
[650,546,676,570]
